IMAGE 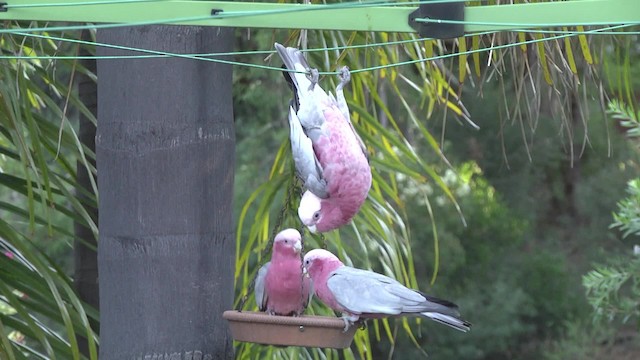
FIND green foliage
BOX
[608,100,640,139]
[391,160,588,359]
[584,175,640,326]
[582,172,640,334]
[0,28,98,359]
[583,258,640,324]
[610,178,640,239]
[542,320,615,360]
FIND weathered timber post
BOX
[96,25,235,359]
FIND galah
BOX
[303,249,471,332]
[275,43,372,233]
[254,228,313,316]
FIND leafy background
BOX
[1,1,640,359]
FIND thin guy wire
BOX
[4,0,469,10]
[5,22,631,63]
[348,23,633,74]
[4,25,639,61]
[7,31,304,73]
[5,0,171,8]
[415,17,640,28]
[6,30,442,59]
[1,24,633,74]
[0,14,216,34]
[511,28,640,35]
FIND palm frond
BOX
[1,25,98,360]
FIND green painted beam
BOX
[464,0,640,32]
[0,0,417,32]
[0,0,638,33]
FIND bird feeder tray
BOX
[223,310,357,348]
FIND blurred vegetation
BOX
[231,25,640,358]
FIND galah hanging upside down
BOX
[254,228,313,316]
[303,249,472,332]
[275,43,372,233]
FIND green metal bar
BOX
[0,0,638,33]
[0,0,417,33]
[464,0,640,32]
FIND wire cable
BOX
[2,24,633,75]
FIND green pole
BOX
[1,0,638,34]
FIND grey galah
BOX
[255,228,313,316]
[303,249,471,332]
[275,43,371,233]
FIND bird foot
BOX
[341,317,352,333]
[336,66,351,91]
[340,314,360,332]
[306,68,319,90]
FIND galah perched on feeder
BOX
[275,43,371,233]
[254,228,313,316]
[303,249,472,332]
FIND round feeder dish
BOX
[223,310,357,348]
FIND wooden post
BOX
[96,25,235,359]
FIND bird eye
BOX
[313,211,321,220]
[284,239,288,243]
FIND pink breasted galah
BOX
[303,249,471,332]
[254,228,313,316]
[275,43,372,233]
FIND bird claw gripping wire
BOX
[336,66,351,92]
[0,3,7,12]
[306,68,319,90]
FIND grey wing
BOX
[289,107,329,199]
[348,120,368,161]
[327,267,426,315]
[254,262,270,311]
[332,87,368,161]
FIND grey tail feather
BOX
[274,43,313,95]
[418,291,460,310]
[423,312,472,333]
[282,66,300,112]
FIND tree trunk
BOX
[74,29,99,357]
[96,26,235,359]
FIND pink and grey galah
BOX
[303,249,471,332]
[275,43,372,233]
[254,228,313,316]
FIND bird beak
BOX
[293,241,302,253]
[302,266,308,275]
[307,224,317,234]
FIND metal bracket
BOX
[0,3,8,12]
[409,1,465,39]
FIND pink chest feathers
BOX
[316,110,371,199]
[264,258,309,315]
